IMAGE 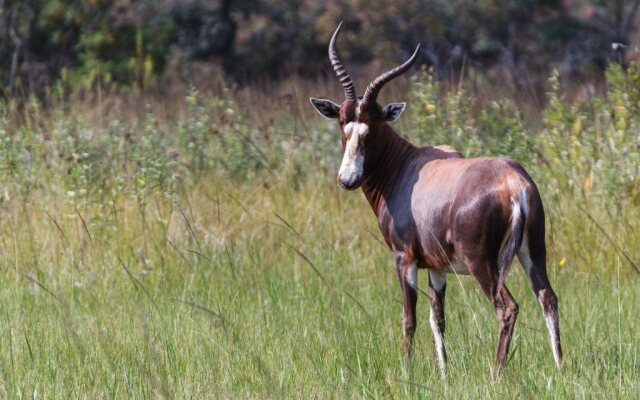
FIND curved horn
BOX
[329,22,357,101]
[362,44,421,105]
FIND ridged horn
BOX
[328,22,357,101]
[361,44,421,105]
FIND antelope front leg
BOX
[428,270,447,378]
[395,253,418,358]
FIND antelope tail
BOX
[497,190,528,291]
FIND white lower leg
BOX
[429,306,447,377]
[544,313,562,368]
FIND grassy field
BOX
[0,68,638,398]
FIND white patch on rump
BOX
[338,121,369,186]
[497,188,529,279]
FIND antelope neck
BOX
[361,124,417,215]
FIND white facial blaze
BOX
[338,121,368,187]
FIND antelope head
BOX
[310,23,420,190]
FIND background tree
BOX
[0,0,639,99]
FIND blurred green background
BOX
[2,0,639,98]
[0,1,639,398]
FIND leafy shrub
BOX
[409,66,640,204]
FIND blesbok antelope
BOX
[310,23,562,377]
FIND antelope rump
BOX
[310,23,563,377]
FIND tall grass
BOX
[0,66,638,398]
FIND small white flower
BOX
[611,42,627,50]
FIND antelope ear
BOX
[382,102,406,122]
[310,98,340,119]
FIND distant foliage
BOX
[540,66,640,201]
[1,0,232,92]
[409,65,640,203]
[0,63,638,208]
[1,1,639,96]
